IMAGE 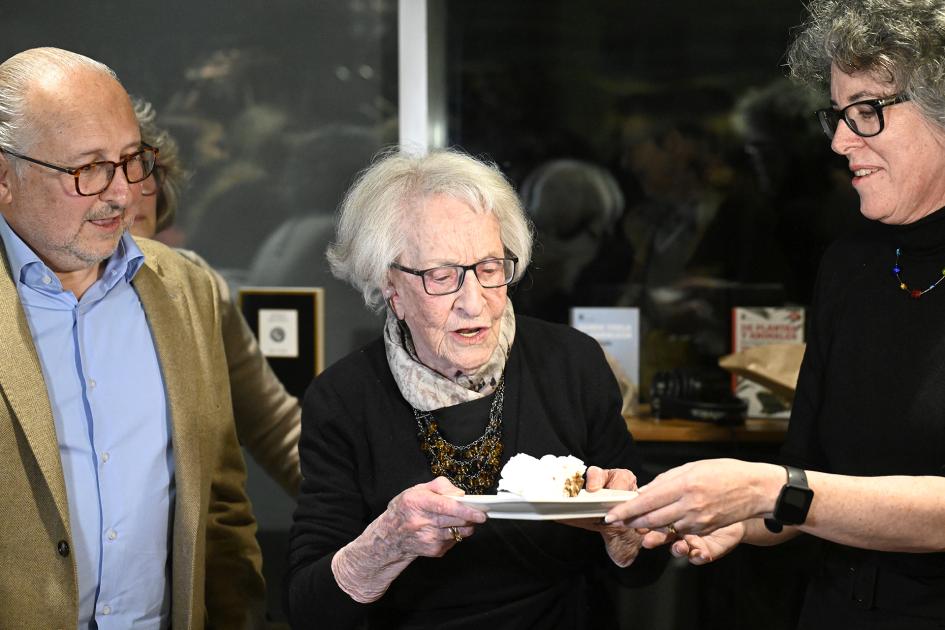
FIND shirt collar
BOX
[0,214,145,290]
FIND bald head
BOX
[0,47,120,155]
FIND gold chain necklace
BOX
[414,378,504,494]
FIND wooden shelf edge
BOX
[624,414,789,443]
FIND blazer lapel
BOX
[132,257,202,618]
[0,241,71,525]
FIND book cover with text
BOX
[731,307,804,418]
[571,307,640,401]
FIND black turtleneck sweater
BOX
[782,208,945,625]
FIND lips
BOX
[87,212,124,230]
[849,164,883,185]
[455,327,485,338]
[850,163,881,178]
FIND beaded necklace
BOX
[414,378,505,494]
[892,247,945,299]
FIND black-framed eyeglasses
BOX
[816,94,910,139]
[140,166,163,197]
[0,144,158,196]
[390,256,518,296]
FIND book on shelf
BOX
[731,306,805,418]
[570,306,640,402]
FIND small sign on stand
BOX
[239,287,324,400]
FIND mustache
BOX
[84,207,127,222]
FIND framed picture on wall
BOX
[238,287,325,400]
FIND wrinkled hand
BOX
[332,477,487,603]
[585,465,637,492]
[557,466,642,567]
[603,459,780,536]
[642,522,746,566]
[379,476,488,559]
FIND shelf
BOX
[625,414,789,443]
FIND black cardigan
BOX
[286,314,656,629]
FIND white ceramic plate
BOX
[454,488,638,520]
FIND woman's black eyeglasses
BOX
[816,94,910,139]
[390,256,518,296]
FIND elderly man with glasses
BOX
[0,47,265,629]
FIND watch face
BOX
[783,488,810,510]
[775,485,814,524]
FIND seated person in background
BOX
[0,47,264,628]
[606,1,945,627]
[286,148,657,629]
[130,97,302,496]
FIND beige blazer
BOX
[0,237,265,629]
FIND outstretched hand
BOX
[603,459,781,537]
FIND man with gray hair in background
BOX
[0,47,265,628]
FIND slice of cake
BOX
[497,453,587,498]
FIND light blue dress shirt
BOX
[0,217,174,630]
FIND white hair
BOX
[327,148,534,312]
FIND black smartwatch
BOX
[763,465,814,533]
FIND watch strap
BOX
[786,465,809,489]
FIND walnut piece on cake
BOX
[563,471,584,497]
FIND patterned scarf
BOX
[384,301,516,411]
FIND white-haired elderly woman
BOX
[606,1,945,627]
[286,149,656,629]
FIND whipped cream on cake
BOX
[497,453,587,498]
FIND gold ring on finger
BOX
[448,526,463,542]
[666,523,678,536]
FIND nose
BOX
[830,118,865,156]
[98,164,132,207]
[453,268,487,316]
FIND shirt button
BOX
[102,605,112,615]
[88,379,96,389]
[42,275,51,285]
[101,452,110,464]
[106,529,117,541]
[57,540,70,557]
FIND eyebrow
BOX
[418,254,506,268]
[830,90,885,107]
[68,140,145,163]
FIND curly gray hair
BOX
[132,97,189,233]
[786,0,945,129]
[327,148,534,312]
